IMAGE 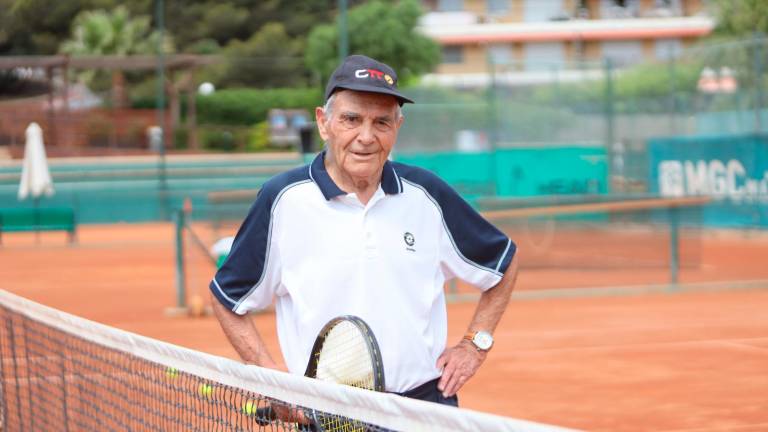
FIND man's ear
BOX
[315,107,329,141]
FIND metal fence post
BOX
[753,32,765,133]
[604,58,615,176]
[174,208,186,309]
[668,206,680,289]
[487,56,499,195]
[668,46,678,134]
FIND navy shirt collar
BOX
[309,151,403,200]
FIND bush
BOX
[246,121,270,152]
[531,61,704,114]
[197,87,322,126]
[201,129,237,151]
[174,127,189,149]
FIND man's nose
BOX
[356,121,376,144]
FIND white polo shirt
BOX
[210,152,515,393]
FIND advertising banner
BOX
[649,134,768,227]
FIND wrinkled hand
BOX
[436,340,487,397]
[270,404,311,425]
[252,361,311,426]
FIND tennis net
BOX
[0,290,573,432]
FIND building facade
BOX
[419,0,714,86]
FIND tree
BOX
[712,0,768,37]
[60,5,173,108]
[212,23,307,88]
[162,0,354,54]
[1,1,348,57]
[0,0,149,55]
[60,5,170,57]
[305,0,440,84]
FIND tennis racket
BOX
[305,315,385,391]
[256,315,385,431]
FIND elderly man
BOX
[210,55,518,406]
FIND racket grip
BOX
[254,406,276,426]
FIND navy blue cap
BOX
[324,55,414,105]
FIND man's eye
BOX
[340,114,361,127]
[374,119,392,131]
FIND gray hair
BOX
[322,92,403,121]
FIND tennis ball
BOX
[242,399,256,415]
[198,383,213,398]
[165,367,179,379]
[188,294,205,318]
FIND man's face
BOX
[316,90,403,183]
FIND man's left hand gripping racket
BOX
[256,315,385,431]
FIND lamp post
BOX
[338,0,348,62]
[155,0,168,219]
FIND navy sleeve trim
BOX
[401,177,515,277]
[233,179,310,311]
[209,164,312,312]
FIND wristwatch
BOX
[463,330,494,351]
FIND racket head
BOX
[304,315,385,392]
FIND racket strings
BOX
[315,321,376,390]
[312,320,381,432]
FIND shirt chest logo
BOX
[403,232,416,252]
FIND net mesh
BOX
[480,196,704,270]
[0,290,572,432]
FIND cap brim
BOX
[328,83,414,105]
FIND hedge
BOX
[196,87,322,125]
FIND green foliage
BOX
[166,0,343,54]
[712,0,768,37]
[1,1,343,57]
[246,121,271,152]
[173,127,189,150]
[201,129,237,152]
[60,5,172,56]
[198,3,250,44]
[613,62,702,98]
[212,23,306,88]
[305,0,440,83]
[58,5,173,101]
[197,87,322,126]
[530,60,704,113]
[185,38,221,55]
[1,0,135,54]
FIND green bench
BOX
[0,207,77,244]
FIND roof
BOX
[420,16,715,44]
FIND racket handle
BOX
[254,406,276,426]
[254,406,318,430]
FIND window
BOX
[602,41,643,67]
[488,44,512,65]
[437,0,464,12]
[524,42,565,70]
[523,0,565,22]
[442,46,464,64]
[487,0,510,14]
[655,0,682,15]
[655,39,682,60]
[600,0,639,18]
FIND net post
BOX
[668,206,680,290]
[174,208,187,309]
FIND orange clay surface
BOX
[1,223,767,431]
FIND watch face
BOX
[474,331,493,350]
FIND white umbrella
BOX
[18,122,55,201]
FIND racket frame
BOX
[304,315,385,392]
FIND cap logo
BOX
[355,68,389,84]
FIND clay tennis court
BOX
[1,223,767,431]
